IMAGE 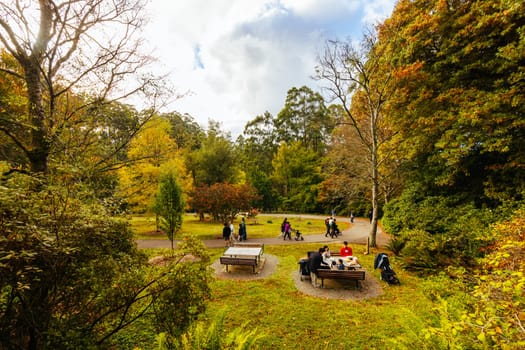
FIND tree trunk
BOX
[25,64,50,174]
[369,110,379,247]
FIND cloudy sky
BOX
[143,0,397,137]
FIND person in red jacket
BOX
[340,241,353,257]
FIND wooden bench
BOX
[233,242,264,254]
[316,269,365,289]
[219,256,258,273]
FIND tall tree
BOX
[187,122,240,186]
[238,111,279,211]
[271,141,323,213]
[0,0,165,175]
[275,86,333,153]
[315,29,399,247]
[117,117,183,212]
[380,0,525,207]
[154,171,185,250]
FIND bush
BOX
[0,176,211,349]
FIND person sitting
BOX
[321,245,332,267]
[337,258,345,270]
[339,241,353,257]
[308,247,325,288]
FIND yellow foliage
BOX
[117,117,191,213]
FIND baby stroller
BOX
[298,258,310,280]
[374,253,400,285]
[293,229,304,241]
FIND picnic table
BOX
[220,246,264,273]
[224,246,263,263]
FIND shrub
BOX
[386,236,406,256]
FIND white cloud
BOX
[143,0,396,137]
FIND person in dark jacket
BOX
[222,222,232,247]
[238,217,247,241]
[308,247,325,288]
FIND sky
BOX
[143,0,397,137]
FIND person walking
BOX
[324,217,330,237]
[222,222,232,247]
[229,221,236,245]
[281,218,288,238]
[238,217,247,241]
[283,220,292,240]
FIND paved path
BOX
[136,215,390,249]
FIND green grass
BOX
[131,214,347,240]
[142,243,438,350]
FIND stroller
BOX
[293,229,304,241]
[374,253,400,285]
[298,258,310,280]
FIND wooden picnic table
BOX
[221,246,264,273]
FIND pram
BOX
[293,229,304,241]
[374,253,400,285]
[298,258,310,280]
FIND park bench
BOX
[219,256,259,273]
[316,269,365,289]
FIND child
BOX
[337,259,345,270]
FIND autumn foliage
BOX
[189,183,261,222]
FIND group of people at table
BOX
[308,241,361,288]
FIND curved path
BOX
[136,215,390,249]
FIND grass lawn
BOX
[131,213,348,240]
[143,243,437,349]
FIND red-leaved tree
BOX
[189,183,261,222]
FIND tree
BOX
[189,183,260,223]
[379,0,525,207]
[117,116,188,213]
[271,141,324,213]
[318,108,371,215]
[238,111,280,211]
[274,86,333,153]
[0,0,165,175]
[187,122,241,186]
[163,111,204,151]
[315,29,399,247]
[154,172,185,250]
[0,176,210,349]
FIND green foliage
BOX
[381,0,525,207]
[0,176,211,349]
[188,126,240,186]
[399,208,525,349]
[274,86,333,153]
[385,236,405,256]
[154,172,185,248]
[171,310,266,349]
[382,184,495,270]
[150,235,212,342]
[271,141,324,213]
